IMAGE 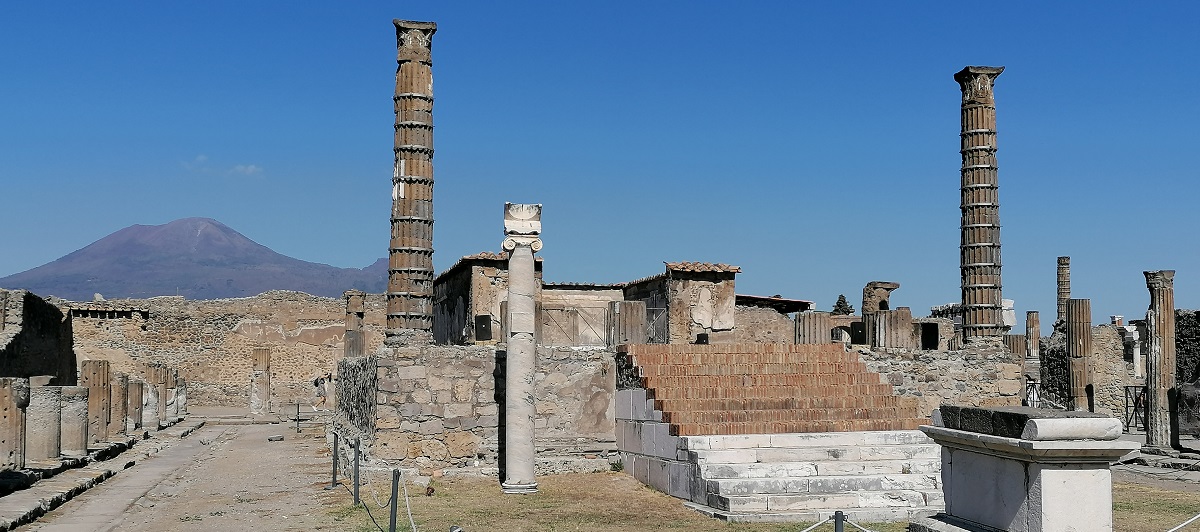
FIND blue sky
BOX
[1,2,1197,331]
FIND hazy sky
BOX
[2,2,1197,330]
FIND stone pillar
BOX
[141,375,160,430]
[166,369,179,422]
[176,377,187,416]
[108,372,128,439]
[27,383,61,462]
[127,380,143,432]
[344,289,367,357]
[1056,256,1071,325]
[501,202,541,494]
[1145,270,1177,449]
[607,300,647,346]
[795,311,833,344]
[250,347,271,415]
[386,19,439,342]
[0,378,30,470]
[955,66,1005,340]
[60,386,89,457]
[79,360,111,443]
[1024,311,1041,381]
[154,367,168,428]
[1066,298,1093,412]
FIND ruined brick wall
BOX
[0,290,76,385]
[335,356,377,438]
[733,306,795,343]
[854,337,1023,418]
[356,343,614,475]
[67,291,386,407]
[1091,325,1127,417]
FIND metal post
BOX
[327,431,339,489]
[295,402,300,433]
[834,511,845,532]
[388,469,400,532]
[353,438,361,505]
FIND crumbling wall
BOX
[0,290,76,385]
[432,266,472,345]
[335,356,377,438]
[854,338,1023,418]
[540,288,622,347]
[733,306,794,343]
[68,290,386,407]
[362,343,614,475]
[1176,309,1200,384]
[1091,325,1126,418]
[667,275,736,344]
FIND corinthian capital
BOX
[1145,270,1176,290]
[955,66,1004,105]
[395,19,436,63]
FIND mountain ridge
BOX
[0,218,387,300]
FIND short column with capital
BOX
[501,203,542,494]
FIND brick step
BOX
[645,383,897,400]
[635,362,870,377]
[672,419,925,436]
[708,473,939,497]
[642,373,884,388]
[709,490,943,513]
[655,396,908,412]
[700,457,940,479]
[682,430,934,450]
[664,407,915,424]
[631,351,859,366]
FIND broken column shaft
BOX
[955,66,1005,339]
[502,203,542,494]
[0,378,29,470]
[387,19,438,340]
[1145,270,1177,449]
[1066,299,1093,411]
[1025,310,1041,381]
[60,386,89,457]
[27,383,61,462]
[1057,256,1071,324]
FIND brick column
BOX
[1057,256,1071,325]
[80,360,111,443]
[1066,299,1093,411]
[1025,311,1041,381]
[387,19,438,342]
[502,203,542,494]
[127,380,144,432]
[344,289,367,357]
[1145,270,1177,449]
[955,66,1005,339]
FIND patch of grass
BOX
[1114,482,1200,532]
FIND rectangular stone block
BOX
[615,389,633,420]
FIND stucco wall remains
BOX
[854,337,1023,418]
[0,290,76,385]
[67,290,386,408]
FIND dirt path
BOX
[23,424,350,532]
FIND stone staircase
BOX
[615,343,941,522]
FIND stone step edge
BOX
[681,430,933,449]
[683,501,942,524]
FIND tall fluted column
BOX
[387,19,438,342]
[1066,299,1093,411]
[956,66,1005,339]
[1057,256,1071,325]
[1024,311,1041,381]
[1145,270,1177,449]
[502,203,542,494]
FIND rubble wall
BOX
[354,343,615,475]
[0,290,76,385]
[1091,325,1127,418]
[854,337,1024,418]
[733,306,795,343]
[68,291,386,407]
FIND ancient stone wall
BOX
[854,338,1023,418]
[345,343,614,475]
[1091,325,1127,418]
[733,306,794,343]
[1175,309,1200,384]
[540,288,623,347]
[0,290,76,385]
[67,291,386,408]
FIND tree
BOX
[831,294,854,315]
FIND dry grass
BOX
[323,472,1200,532]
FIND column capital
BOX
[955,66,1004,105]
[1057,256,1070,266]
[1145,270,1176,290]
[395,19,436,63]
[503,203,542,252]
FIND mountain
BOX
[0,218,388,300]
